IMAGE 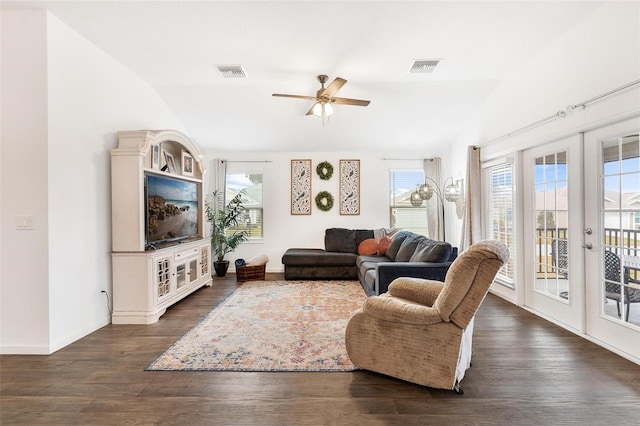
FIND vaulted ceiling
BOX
[2,1,604,152]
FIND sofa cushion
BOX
[355,229,374,247]
[363,269,377,295]
[358,260,376,279]
[357,258,384,275]
[395,235,422,262]
[410,240,453,263]
[358,238,379,255]
[325,228,357,253]
[385,231,411,260]
[356,255,388,269]
[282,248,357,266]
[378,236,392,256]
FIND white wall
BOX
[1,10,51,354]
[0,11,187,354]
[448,1,640,303]
[207,151,457,273]
[478,1,640,158]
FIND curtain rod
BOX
[223,160,273,163]
[381,158,436,161]
[479,79,640,147]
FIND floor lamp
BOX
[410,177,462,241]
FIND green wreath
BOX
[315,191,334,211]
[316,161,334,180]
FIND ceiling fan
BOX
[272,75,370,119]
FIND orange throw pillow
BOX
[358,238,379,255]
[378,236,392,256]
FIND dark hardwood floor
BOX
[2,274,640,425]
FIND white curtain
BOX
[460,146,481,251]
[423,157,444,241]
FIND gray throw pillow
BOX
[409,240,452,263]
[395,236,421,262]
[384,231,411,260]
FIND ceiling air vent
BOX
[216,65,247,79]
[409,59,441,74]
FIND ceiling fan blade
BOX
[319,77,347,98]
[305,104,316,116]
[272,94,317,101]
[331,97,370,107]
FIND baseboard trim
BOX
[1,316,111,355]
[0,345,51,355]
[520,305,639,366]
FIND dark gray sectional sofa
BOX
[281,228,457,296]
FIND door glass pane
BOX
[557,156,567,181]
[603,176,620,209]
[601,134,640,326]
[534,185,545,208]
[533,152,569,301]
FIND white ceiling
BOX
[2,1,604,152]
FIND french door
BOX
[583,118,640,360]
[522,118,640,361]
[523,135,585,332]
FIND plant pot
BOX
[213,260,230,277]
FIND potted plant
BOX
[205,190,248,277]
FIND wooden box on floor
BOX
[236,264,266,282]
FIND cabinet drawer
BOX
[175,247,199,260]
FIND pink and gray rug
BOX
[147,280,367,372]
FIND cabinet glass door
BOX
[176,264,186,289]
[188,259,198,283]
[157,258,171,298]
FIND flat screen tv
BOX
[145,172,199,247]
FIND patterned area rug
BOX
[147,280,367,372]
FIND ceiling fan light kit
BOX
[272,74,370,124]
[312,101,333,117]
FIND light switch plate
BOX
[15,215,35,230]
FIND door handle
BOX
[582,242,593,250]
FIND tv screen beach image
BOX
[146,174,198,243]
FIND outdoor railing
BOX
[535,227,640,275]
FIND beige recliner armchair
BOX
[345,240,509,393]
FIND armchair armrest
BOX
[388,277,444,307]
[362,294,443,325]
[376,262,451,295]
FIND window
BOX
[225,173,263,239]
[484,162,516,286]
[389,170,428,235]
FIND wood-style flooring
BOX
[2,274,640,425]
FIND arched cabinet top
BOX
[114,129,206,178]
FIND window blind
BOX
[485,163,515,284]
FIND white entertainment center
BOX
[111,129,212,324]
